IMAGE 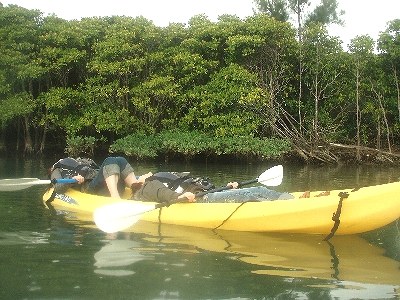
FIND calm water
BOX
[0,158,399,300]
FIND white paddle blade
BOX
[0,178,51,191]
[93,201,156,233]
[257,165,283,186]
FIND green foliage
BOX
[109,133,160,160]
[301,24,344,136]
[109,130,291,161]
[0,5,42,90]
[378,19,400,62]
[130,74,180,132]
[0,3,400,159]
[0,92,36,125]
[214,136,291,159]
[38,87,85,135]
[254,0,344,26]
[158,130,210,157]
[182,64,262,137]
[305,0,344,26]
[65,135,96,157]
[378,19,400,124]
[254,0,290,22]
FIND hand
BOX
[73,174,85,184]
[138,172,153,183]
[227,181,239,189]
[178,192,196,203]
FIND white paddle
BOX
[93,165,283,233]
[0,178,77,191]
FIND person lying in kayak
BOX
[50,156,238,203]
[132,172,238,203]
[135,170,293,202]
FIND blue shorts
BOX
[87,157,134,196]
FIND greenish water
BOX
[0,158,399,299]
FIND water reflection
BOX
[326,282,399,300]
[0,231,50,245]
[94,238,151,276]
[136,222,400,285]
[51,212,400,299]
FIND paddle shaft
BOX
[52,178,78,184]
[0,178,78,191]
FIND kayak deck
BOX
[43,181,400,235]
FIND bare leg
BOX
[105,174,121,198]
[124,173,137,187]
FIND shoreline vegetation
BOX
[4,131,399,166]
[0,4,400,165]
[74,132,400,165]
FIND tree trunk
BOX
[393,65,400,122]
[23,116,33,154]
[38,124,47,154]
[298,44,303,133]
[355,67,361,161]
[371,83,392,153]
[376,117,381,150]
[314,71,319,137]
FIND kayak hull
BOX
[43,181,400,235]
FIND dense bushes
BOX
[0,4,399,163]
[108,130,291,161]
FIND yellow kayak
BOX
[43,180,400,235]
